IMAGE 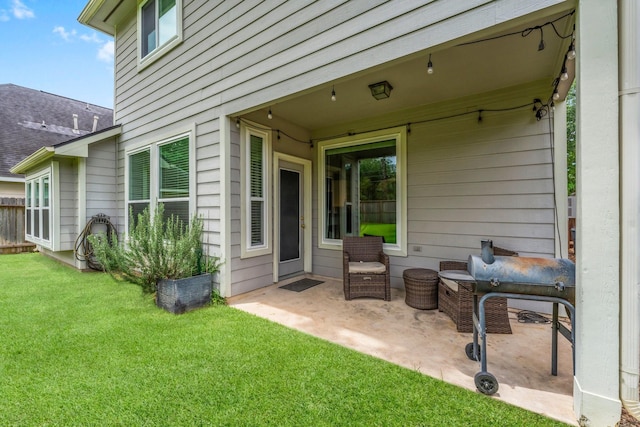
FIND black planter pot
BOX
[156,273,212,314]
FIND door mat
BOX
[279,278,324,292]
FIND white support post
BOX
[552,101,569,259]
[574,0,622,425]
[219,115,233,297]
[619,0,640,420]
[76,158,87,270]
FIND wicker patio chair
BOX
[343,236,390,301]
[438,245,517,334]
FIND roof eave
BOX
[78,0,116,37]
[10,147,55,175]
[10,125,122,175]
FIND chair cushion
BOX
[440,277,459,292]
[349,261,386,274]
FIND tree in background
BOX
[566,83,576,195]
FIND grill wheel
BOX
[465,342,481,362]
[474,371,499,395]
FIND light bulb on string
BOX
[567,40,576,60]
[331,86,336,102]
[268,108,273,120]
[560,65,569,81]
[552,88,560,101]
[427,54,434,75]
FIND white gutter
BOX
[9,147,55,175]
[619,0,640,420]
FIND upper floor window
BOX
[138,0,182,67]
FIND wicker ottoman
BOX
[403,268,439,309]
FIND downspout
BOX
[619,0,640,420]
[219,115,232,297]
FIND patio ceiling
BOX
[263,9,575,132]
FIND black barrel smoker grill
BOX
[441,241,576,395]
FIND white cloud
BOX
[97,40,114,63]
[51,25,112,64]
[80,32,102,43]
[53,26,76,42]
[12,0,34,19]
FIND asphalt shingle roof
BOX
[0,84,113,179]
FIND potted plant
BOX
[89,204,222,313]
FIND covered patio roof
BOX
[236,6,575,133]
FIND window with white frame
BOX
[25,170,52,246]
[319,127,407,256]
[158,137,190,222]
[139,0,182,64]
[126,134,192,228]
[240,124,271,257]
[128,149,151,222]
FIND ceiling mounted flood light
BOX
[368,81,393,100]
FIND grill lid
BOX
[467,255,576,301]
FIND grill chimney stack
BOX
[481,239,495,264]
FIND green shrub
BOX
[89,204,220,294]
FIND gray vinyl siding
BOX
[86,139,118,222]
[110,0,566,295]
[58,158,78,251]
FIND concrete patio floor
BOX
[228,275,576,426]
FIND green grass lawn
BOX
[0,253,568,426]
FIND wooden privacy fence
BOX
[0,197,35,254]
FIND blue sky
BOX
[0,0,114,108]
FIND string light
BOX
[427,54,434,74]
[532,98,541,112]
[235,118,240,128]
[548,35,577,104]
[533,98,549,121]
[457,10,574,52]
[268,108,273,120]
[567,39,576,60]
[234,117,312,146]
[312,100,547,145]
[331,85,336,102]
